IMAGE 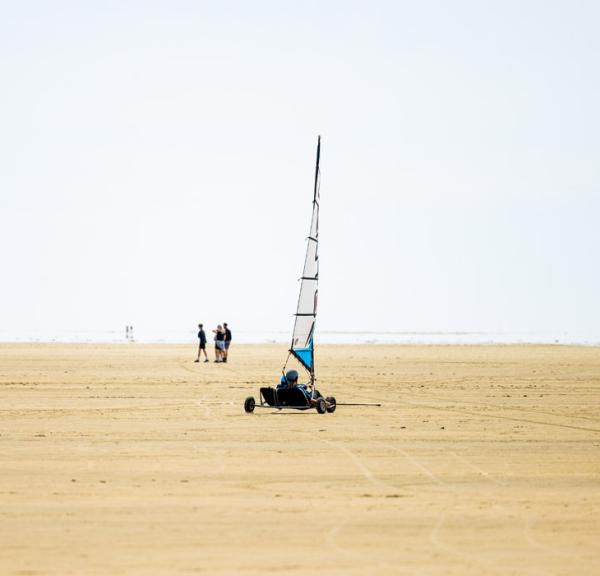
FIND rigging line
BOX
[281,350,293,373]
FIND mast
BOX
[310,136,321,383]
[314,135,321,203]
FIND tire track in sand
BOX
[321,439,390,490]
[449,451,505,486]
[394,396,600,434]
[430,513,516,576]
[325,440,503,573]
[386,445,443,485]
[388,446,547,576]
[522,514,585,564]
[177,360,228,474]
[178,360,215,420]
[320,439,395,574]
[346,380,596,433]
[449,452,562,574]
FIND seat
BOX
[260,387,310,408]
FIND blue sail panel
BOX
[293,346,313,370]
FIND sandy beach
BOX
[1,343,599,575]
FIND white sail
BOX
[290,136,321,377]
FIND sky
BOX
[1,0,599,342]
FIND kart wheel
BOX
[326,396,337,413]
[316,398,327,414]
[244,396,256,413]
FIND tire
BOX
[316,397,327,414]
[326,396,337,413]
[244,396,256,413]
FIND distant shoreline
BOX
[0,330,598,347]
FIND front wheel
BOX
[244,396,256,413]
[315,397,327,414]
[326,396,337,413]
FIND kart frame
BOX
[244,386,336,414]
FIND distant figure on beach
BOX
[223,322,232,363]
[213,325,225,363]
[125,326,129,340]
[195,323,208,363]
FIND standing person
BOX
[223,322,232,363]
[213,324,225,363]
[195,323,208,363]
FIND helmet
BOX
[285,370,299,383]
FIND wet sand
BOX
[1,343,599,575]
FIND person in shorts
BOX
[195,323,208,363]
[223,322,232,363]
[213,325,225,362]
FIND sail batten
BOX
[289,136,321,380]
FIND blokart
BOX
[244,385,336,414]
[244,137,336,415]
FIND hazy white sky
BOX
[1,0,599,340]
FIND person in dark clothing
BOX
[277,369,312,404]
[195,323,209,363]
[223,322,232,363]
[278,369,299,389]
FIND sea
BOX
[0,329,598,346]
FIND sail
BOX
[290,136,321,376]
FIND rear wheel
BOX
[244,396,255,413]
[326,396,337,413]
[316,397,327,414]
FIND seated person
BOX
[277,369,312,405]
[278,369,298,389]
